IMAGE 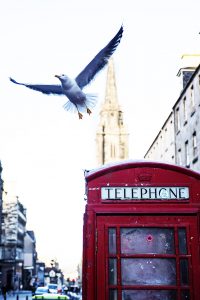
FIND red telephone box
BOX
[82,161,200,300]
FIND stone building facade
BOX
[23,231,38,289]
[173,64,200,171]
[96,59,129,165]
[0,163,45,291]
[145,62,200,172]
[145,112,175,164]
[1,196,27,290]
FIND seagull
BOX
[10,26,123,119]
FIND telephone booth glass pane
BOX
[122,290,177,300]
[180,259,189,285]
[109,228,117,254]
[121,228,174,254]
[178,228,187,254]
[109,258,117,285]
[121,258,176,285]
[181,290,190,299]
[109,289,117,300]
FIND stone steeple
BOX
[96,59,129,165]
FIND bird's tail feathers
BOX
[63,101,77,113]
[63,93,98,114]
[85,93,98,110]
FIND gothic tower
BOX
[96,59,129,165]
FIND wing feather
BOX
[75,25,123,89]
[9,77,64,95]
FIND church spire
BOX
[96,59,129,166]
[104,58,119,108]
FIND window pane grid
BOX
[178,228,188,254]
[108,225,192,299]
[174,227,181,288]
[109,228,117,254]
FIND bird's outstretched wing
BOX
[9,77,64,95]
[75,25,123,89]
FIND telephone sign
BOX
[101,186,189,200]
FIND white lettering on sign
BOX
[101,187,189,200]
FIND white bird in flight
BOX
[10,26,123,119]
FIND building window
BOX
[178,148,182,165]
[192,131,197,157]
[175,108,180,133]
[183,97,187,123]
[185,141,190,167]
[190,85,195,115]
[118,111,123,126]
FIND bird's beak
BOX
[55,75,59,78]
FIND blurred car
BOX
[48,284,58,294]
[34,287,49,295]
[64,285,81,300]
[67,286,80,294]
[33,294,69,300]
[66,292,81,300]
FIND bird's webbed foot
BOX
[86,108,92,115]
[78,112,83,119]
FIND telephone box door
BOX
[96,215,199,300]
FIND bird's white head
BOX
[55,74,76,89]
[55,74,69,82]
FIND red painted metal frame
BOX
[82,161,200,300]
